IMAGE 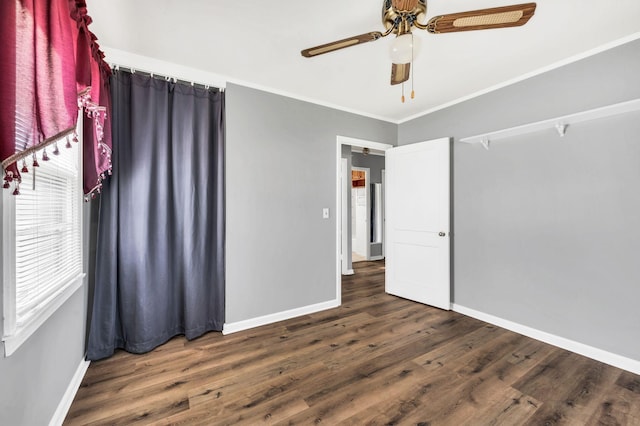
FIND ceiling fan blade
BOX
[301,31,383,57]
[426,3,536,34]
[390,63,410,85]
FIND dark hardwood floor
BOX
[65,261,640,425]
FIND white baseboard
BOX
[452,304,640,375]
[369,256,384,261]
[223,299,340,335]
[342,269,355,276]
[49,357,90,426]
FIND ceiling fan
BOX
[301,0,536,98]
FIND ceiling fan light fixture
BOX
[389,33,415,64]
[300,1,537,100]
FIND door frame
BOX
[380,169,386,259]
[336,136,393,305]
[340,158,351,275]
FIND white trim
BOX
[3,274,85,356]
[340,158,349,275]
[106,34,640,125]
[399,32,640,124]
[351,146,386,157]
[338,136,394,152]
[103,48,227,90]
[369,255,385,261]
[48,358,90,426]
[336,140,344,306]
[223,299,340,335]
[452,303,640,376]
[342,269,355,276]
[102,48,393,123]
[223,82,393,124]
[2,188,17,337]
[381,169,385,259]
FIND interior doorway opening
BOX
[335,136,393,304]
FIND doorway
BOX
[335,136,393,304]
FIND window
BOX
[2,133,84,356]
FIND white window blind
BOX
[14,142,82,327]
[2,134,84,355]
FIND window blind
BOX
[13,141,82,327]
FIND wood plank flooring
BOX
[65,261,640,425]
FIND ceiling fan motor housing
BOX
[383,0,427,35]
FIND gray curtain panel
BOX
[87,70,225,361]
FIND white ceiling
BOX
[88,0,640,123]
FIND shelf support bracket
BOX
[480,138,490,150]
[555,122,568,137]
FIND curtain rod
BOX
[110,64,225,92]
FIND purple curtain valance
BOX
[1,0,112,197]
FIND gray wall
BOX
[352,152,385,184]
[399,38,640,361]
[225,83,396,323]
[0,200,92,425]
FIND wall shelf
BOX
[459,98,640,150]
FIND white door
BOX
[385,138,451,310]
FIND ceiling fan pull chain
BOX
[401,82,405,103]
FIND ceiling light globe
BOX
[389,34,415,64]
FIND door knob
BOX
[439,232,446,237]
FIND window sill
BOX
[2,273,86,357]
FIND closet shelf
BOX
[459,98,640,150]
